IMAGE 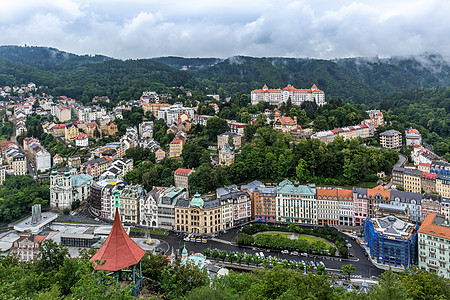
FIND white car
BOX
[281,250,289,254]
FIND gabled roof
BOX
[90,209,145,271]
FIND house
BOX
[379,130,402,150]
[217,132,242,149]
[169,139,183,158]
[251,84,326,106]
[155,147,166,162]
[64,123,79,141]
[103,121,118,136]
[405,128,422,146]
[53,154,64,166]
[174,168,194,197]
[75,134,88,148]
[218,145,235,166]
[272,112,299,134]
[86,122,101,138]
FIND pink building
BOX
[353,187,368,226]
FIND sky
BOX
[0,0,448,59]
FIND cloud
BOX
[0,0,448,59]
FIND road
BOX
[150,227,383,279]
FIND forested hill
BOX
[151,56,222,71]
[0,45,111,70]
[0,46,200,103]
[185,54,450,104]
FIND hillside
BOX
[151,56,222,71]
[0,46,200,103]
[187,54,450,103]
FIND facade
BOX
[4,145,27,175]
[50,170,93,209]
[218,145,235,166]
[217,185,252,225]
[157,104,195,125]
[272,113,300,134]
[217,132,242,149]
[174,168,194,196]
[64,123,79,141]
[316,188,353,226]
[390,189,422,223]
[80,157,109,179]
[405,128,422,146]
[436,174,450,198]
[140,187,165,227]
[367,185,391,218]
[403,169,423,193]
[253,186,277,222]
[418,214,450,278]
[379,129,402,150]
[155,148,166,162]
[104,122,118,136]
[364,215,418,268]
[175,194,222,234]
[142,103,170,118]
[116,184,145,225]
[441,198,450,221]
[251,84,326,106]
[421,194,442,220]
[353,187,368,226]
[11,231,60,262]
[169,139,183,158]
[276,179,317,225]
[157,187,187,230]
[392,166,405,188]
[421,172,437,194]
[23,138,51,172]
[75,133,88,147]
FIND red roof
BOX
[175,168,193,175]
[418,214,450,239]
[170,139,182,144]
[90,209,145,271]
[76,134,88,139]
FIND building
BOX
[441,198,450,221]
[276,179,317,225]
[67,156,81,169]
[80,157,109,179]
[55,105,71,122]
[421,194,442,220]
[374,204,411,222]
[272,113,300,134]
[403,169,423,193]
[379,129,402,150]
[64,123,79,141]
[104,121,118,136]
[113,184,145,225]
[86,122,101,138]
[421,172,437,193]
[175,193,222,234]
[353,187,368,226]
[174,168,194,197]
[251,84,326,106]
[390,190,422,223]
[50,124,66,137]
[142,103,170,118]
[157,104,195,125]
[392,166,405,188]
[217,185,252,226]
[140,187,165,227]
[437,174,450,198]
[418,163,431,173]
[75,133,88,147]
[364,215,418,269]
[316,188,339,226]
[10,230,60,262]
[100,158,133,180]
[98,142,125,158]
[217,132,242,149]
[311,124,370,144]
[367,185,391,218]
[405,128,422,146]
[366,110,385,128]
[23,138,51,172]
[169,138,183,158]
[218,145,235,166]
[418,214,450,278]
[139,121,153,138]
[4,145,27,175]
[155,148,166,162]
[50,170,93,210]
[228,121,247,136]
[157,187,187,230]
[253,186,277,222]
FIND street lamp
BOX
[369,268,374,279]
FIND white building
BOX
[418,214,450,279]
[251,84,326,106]
[50,170,93,210]
[157,104,195,125]
[405,128,422,147]
[216,185,252,226]
[220,197,234,229]
[140,188,162,227]
[75,134,88,147]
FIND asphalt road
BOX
[151,227,383,279]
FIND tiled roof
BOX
[418,214,450,239]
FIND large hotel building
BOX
[251,84,326,106]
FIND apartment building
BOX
[421,194,442,220]
[421,172,437,193]
[140,187,166,227]
[217,185,252,226]
[175,194,222,234]
[80,157,109,179]
[116,184,145,225]
[217,132,242,149]
[436,174,450,198]
[379,129,402,150]
[418,214,450,278]
[64,123,79,141]
[253,186,277,222]
[403,169,423,193]
[174,168,194,196]
[390,190,422,223]
[157,187,187,230]
[169,138,183,158]
[276,179,317,225]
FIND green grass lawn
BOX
[298,235,322,243]
[130,228,168,236]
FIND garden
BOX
[236,223,348,257]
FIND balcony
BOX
[419,241,425,246]
[427,263,438,269]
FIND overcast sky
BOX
[0,0,447,59]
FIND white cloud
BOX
[0,0,448,59]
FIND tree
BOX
[316,265,327,275]
[341,264,355,281]
[206,117,229,141]
[227,252,236,263]
[281,260,289,269]
[219,250,227,261]
[141,252,169,281]
[296,158,310,182]
[203,248,211,257]
[236,252,244,264]
[369,268,409,300]
[271,258,278,267]
[211,249,219,259]
[38,239,69,272]
[245,254,253,265]
[161,261,210,299]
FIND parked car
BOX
[300,252,308,257]
[291,251,299,256]
[281,250,289,254]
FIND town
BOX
[0,75,448,299]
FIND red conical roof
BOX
[90,209,145,271]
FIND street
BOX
[150,227,383,278]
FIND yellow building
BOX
[64,123,79,141]
[103,122,118,136]
[436,174,450,198]
[403,169,423,193]
[175,194,222,234]
[218,146,234,166]
[169,139,183,158]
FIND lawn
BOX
[130,228,168,236]
[298,235,322,243]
